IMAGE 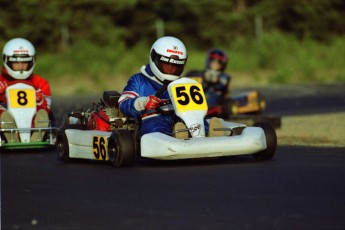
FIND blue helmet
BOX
[206,48,228,72]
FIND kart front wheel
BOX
[252,122,277,160]
[108,130,135,167]
[57,124,87,163]
[56,130,70,162]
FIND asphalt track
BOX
[1,84,345,230]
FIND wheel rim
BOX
[108,138,120,164]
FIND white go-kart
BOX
[0,82,57,150]
[57,78,277,167]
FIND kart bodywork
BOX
[57,78,277,166]
[0,82,57,150]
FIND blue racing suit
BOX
[186,70,231,108]
[119,65,174,136]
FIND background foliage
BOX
[1,0,344,94]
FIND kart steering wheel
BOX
[154,83,174,116]
[145,83,175,116]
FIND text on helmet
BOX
[13,49,29,54]
[8,56,33,62]
[160,56,186,65]
[166,49,184,55]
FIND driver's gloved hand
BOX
[145,95,161,110]
[35,88,43,103]
[0,81,7,95]
[134,95,161,111]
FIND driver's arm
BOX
[118,74,146,118]
[0,80,7,105]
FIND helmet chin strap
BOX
[153,75,165,84]
[163,79,173,84]
[154,77,177,85]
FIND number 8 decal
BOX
[17,91,28,106]
[9,88,35,108]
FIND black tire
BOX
[108,129,135,167]
[252,122,277,160]
[56,124,88,163]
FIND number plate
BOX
[171,83,208,112]
[9,88,36,108]
[92,136,108,160]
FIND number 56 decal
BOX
[171,83,208,112]
[92,136,108,160]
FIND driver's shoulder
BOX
[126,71,142,82]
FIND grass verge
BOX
[276,112,345,147]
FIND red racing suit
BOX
[0,66,52,113]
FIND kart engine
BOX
[68,91,135,131]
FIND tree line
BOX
[0,0,344,52]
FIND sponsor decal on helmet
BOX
[160,56,185,65]
[166,49,184,55]
[13,49,29,54]
[9,56,33,62]
[169,59,185,64]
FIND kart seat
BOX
[103,91,121,108]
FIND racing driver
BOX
[186,48,231,108]
[0,38,52,142]
[118,36,224,138]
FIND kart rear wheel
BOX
[108,130,135,167]
[57,124,87,163]
[252,122,277,160]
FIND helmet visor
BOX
[4,54,34,71]
[151,49,186,76]
[209,52,227,63]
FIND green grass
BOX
[34,33,345,95]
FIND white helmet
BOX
[2,38,36,80]
[149,36,187,82]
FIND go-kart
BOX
[205,90,266,117]
[187,75,266,116]
[0,81,58,150]
[188,75,281,128]
[57,78,277,167]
